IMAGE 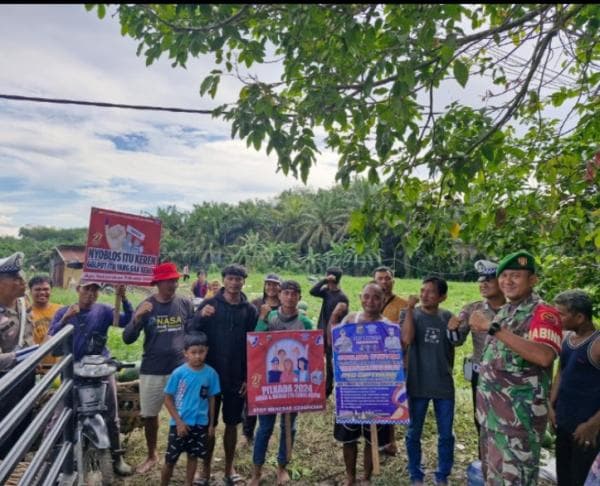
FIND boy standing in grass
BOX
[161,332,220,486]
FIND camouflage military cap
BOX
[496,250,536,276]
[0,252,25,278]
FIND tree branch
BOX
[332,5,554,93]
[139,4,252,33]
[462,4,585,157]
[456,5,554,47]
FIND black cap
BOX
[280,280,301,293]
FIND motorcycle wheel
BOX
[83,447,113,486]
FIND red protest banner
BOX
[82,207,162,286]
[247,330,326,415]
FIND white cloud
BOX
[0,5,340,235]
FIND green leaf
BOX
[453,59,469,87]
[199,76,213,96]
[550,90,568,107]
[97,4,106,19]
[481,143,494,162]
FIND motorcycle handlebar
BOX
[106,358,136,370]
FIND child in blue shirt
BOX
[161,332,220,486]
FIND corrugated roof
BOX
[54,245,86,263]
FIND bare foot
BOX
[276,468,290,485]
[240,435,253,448]
[136,456,158,474]
[381,443,397,456]
[249,476,261,486]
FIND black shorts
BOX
[212,390,245,426]
[165,425,209,464]
[333,422,391,447]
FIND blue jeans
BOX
[405,397,455,483]
[252,413,297,466]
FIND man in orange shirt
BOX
[373,266,408,456]
[29,276,62,368]
[374,266,408,323]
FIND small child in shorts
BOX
[161,332,220,486]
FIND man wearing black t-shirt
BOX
[310,266,348,398]
[123,262,194,475]
[401,276,461,486]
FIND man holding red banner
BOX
[50,279,134,476]
[472,250,562,485]
[249,280,313,486]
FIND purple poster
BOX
[332,321,409,425]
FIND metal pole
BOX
[62,329,75,478]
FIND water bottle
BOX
[467,460,484,486]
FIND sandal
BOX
[224,473,246,485]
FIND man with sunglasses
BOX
[455,260,505,445]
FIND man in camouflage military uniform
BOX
[472,250,562,485]
[457,260,505,449]
[0,252,34,458]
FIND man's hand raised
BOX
[407,295,419,309]
[64,304,80,319]
[199,304,216,318]
[134,301,153,325]
[469,310,492,333]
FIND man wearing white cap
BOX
[0,252,33,370]
[455,260,505,449]
[0,251,35,458]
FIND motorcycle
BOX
[73,355,134,486]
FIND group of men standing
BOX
[0,249,598,485]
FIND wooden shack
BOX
[50,245,86,288]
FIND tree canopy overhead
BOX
[88,4,599,302]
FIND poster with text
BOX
[332,321,409,425]
[247,330,326,415]
[82,207,162,285]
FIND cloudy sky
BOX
[0,6,574,237]
[0,5,343,236]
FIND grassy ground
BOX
[48,275,550,485]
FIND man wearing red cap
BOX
[123,262,194,474]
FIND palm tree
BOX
[298,189,349,252]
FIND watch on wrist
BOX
[488,321,501,336]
